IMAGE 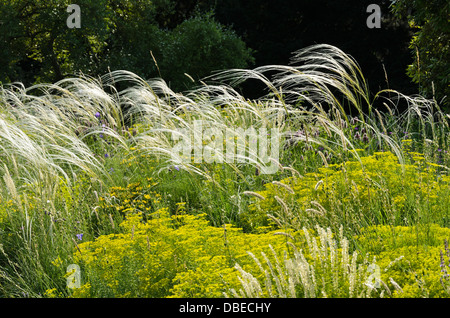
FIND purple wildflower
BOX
[76,233,83,241]
[94,112,101,118]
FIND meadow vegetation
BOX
[0,44,449,298]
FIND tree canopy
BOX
[0,0,253,91]
[391,0,450,108]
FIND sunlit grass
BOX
[0,44,448,298]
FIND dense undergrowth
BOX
[0,44,449,298]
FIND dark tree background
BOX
[391,0,450,108]
[1,0,447,110]
[207,0,417,100]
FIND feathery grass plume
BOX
[274,196,290,218]
[121,75,287,179]
[305,207,324,217]
[317,150,329,167]
[271,181,295,194]
[282,166,302,179]
[310,201,327,216]
[60,44,434,184]
[267,214,283,228]
[233,263,264,297]
[217,44,443,167]
[2,44,436,190]
[0,76,126,193]
[389,277,403,294]
[242,191,266,200]
[231,225,386,298]
[314,180,324,191]
[2,164,19,207]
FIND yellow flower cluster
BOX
[71,209,291,297]
[99,178,161,216]
[250,151,450,227]
[356,224,450,298]
[0,199,14,226]
[118,142,161,175]
[0,187,39,226]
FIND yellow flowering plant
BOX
[249,151,450,233]
[356,224,450,297]
[69,207,393,298]
[71,208,290,297]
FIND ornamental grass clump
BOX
[229,225,387,298]
[0,172,102,297]
[0,76,130,204]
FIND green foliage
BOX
[0,173,100,297]
[160,13,254,90]
[67,209,383,298]
[390,0,450,108]
[0,1,254,91]
[0,0,113,83]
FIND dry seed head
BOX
[282,166,302,178]
[270,158,284,170]
[389,277,403,293]
[305,208,324,217]
[318,117,332,137]
[310,201,327,215]
[274,195,290,216]
[108,214,115,229]
[314,180,324,191]
[267,214,283,227]
[3,165,18,205]
[242,191,266,200]
[272,181,295,194]
[273,231,296,241]
[317,151,329,167]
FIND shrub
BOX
[157,13,255,91]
